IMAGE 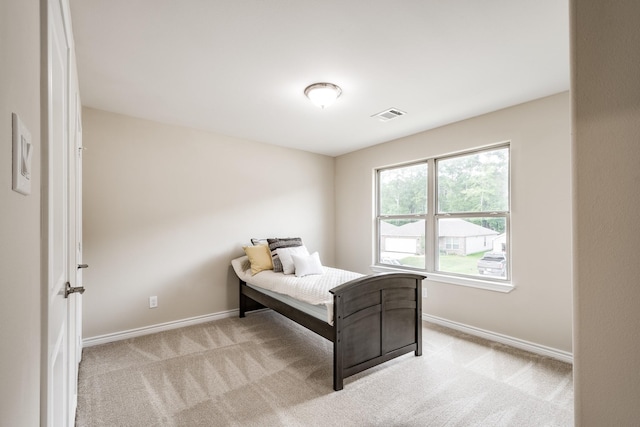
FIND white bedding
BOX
[231,255,363,324]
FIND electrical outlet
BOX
[422,287,427,298]
[149,296,158,308]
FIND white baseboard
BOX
[422,313,573,364]
[83,309,239,347]
[83,309,573,364]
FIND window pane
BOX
[437,147,508,213]
[379,218,425,269]
[379,163,427,215]
[437,217,507,279]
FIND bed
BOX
[231,254,424,391]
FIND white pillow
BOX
[276,246,310,275]
[292,252,323,277]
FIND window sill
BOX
[370,265,514,293]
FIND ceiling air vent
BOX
[371,108,406,122]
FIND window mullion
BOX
[425,158,436,272]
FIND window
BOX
[443,237,460,251]
[377,162,427,269]
[376,145,510,286]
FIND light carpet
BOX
[76,311,573,426]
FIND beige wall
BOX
[335,93,573,352]
[1,1,637,423]
[572,1,640,424]
[82,108,335,338]
[0,0,41,425]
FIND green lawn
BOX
[398,256,425,268]
[438,251,484,275]
[399,251,485,274]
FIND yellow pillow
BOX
[243,244,273,275]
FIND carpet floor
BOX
[76,311,573,426]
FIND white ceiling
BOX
[69,0,569,157]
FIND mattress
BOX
[245,283,328,322]
[231,255,363,324]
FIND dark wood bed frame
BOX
[238,272,424,391]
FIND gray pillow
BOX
[267,237,303,272]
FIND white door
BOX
[43,0,77,425]
[66,65,84,423]
[68,84,86,422]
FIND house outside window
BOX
[376,145,510,284]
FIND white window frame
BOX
[373,144,513,293]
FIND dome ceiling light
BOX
[304,82,342,109]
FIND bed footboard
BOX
[330,272,423,391]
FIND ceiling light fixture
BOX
[304,82,342,109]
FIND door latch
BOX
[65,282,85,298]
